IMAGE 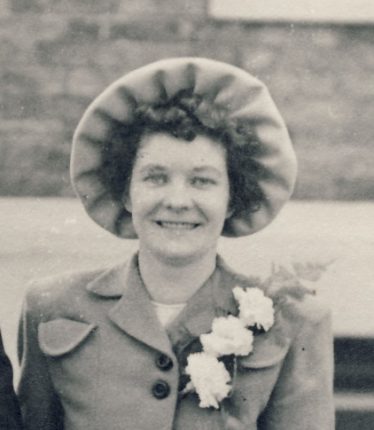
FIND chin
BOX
[152,246,209,266]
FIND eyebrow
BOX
[137,164,166,174]
[191,166,223,176]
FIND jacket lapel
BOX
[87,255,173,356]
[166,256,291,366]
[166,257,238,353]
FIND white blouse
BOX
[151,300,186,326]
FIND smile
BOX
[156,221,199,230]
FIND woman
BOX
[17,58,334,429]
[0,330,23,429]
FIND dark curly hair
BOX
[99,91,265,218]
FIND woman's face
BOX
[125,132,231,264]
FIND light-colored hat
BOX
[71,57,297,238]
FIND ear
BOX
[225,205,234,220]
[123,193,132,213]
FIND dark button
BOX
[152,380,170,399]
[155,353,173,371]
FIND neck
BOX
[137,248,217,304]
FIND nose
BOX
[163,179,193,212]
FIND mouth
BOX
[155,221,200,230]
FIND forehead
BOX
[134,132,227,170]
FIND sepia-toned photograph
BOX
[1,1,373,429]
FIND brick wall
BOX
[1,0,373,198]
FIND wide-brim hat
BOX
[71,57,297,238]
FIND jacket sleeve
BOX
[258,300,335,430]
[0,330,23,430]
[17,289,64,430]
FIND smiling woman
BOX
[126,132,231,303]
[17,58,334,430]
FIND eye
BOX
[144,173,168,185]
[190,176,217,188]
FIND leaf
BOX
[272,285,315,302]
[292,259,334,282]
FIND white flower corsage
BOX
[200,315,254,357]
[233,286,274,332]
[185,352,231,409]
[184,286,274,409]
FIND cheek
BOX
[202,190,231,220]
[127,185,160,216]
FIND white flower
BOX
[185,352,231,409]
[183,287,275,410]
[233,287,274,331]
[200,315,254,357]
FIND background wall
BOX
[0,0,373,199]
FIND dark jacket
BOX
[0,330,22,430]
[18,254,334,430]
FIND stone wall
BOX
[1,0,373,198]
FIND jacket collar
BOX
[85,254,238,354]
[163,256,245,358]
[85,260,130,298]
[167,257,292,367]
[85,253,291,366]
[164,256,292,366]
[87,254,173,356]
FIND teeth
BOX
[159,221,197,229]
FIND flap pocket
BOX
[239,333,290,369]
[38,319,96,357]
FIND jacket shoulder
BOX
[283,291,331,326]
[23,267,107,315]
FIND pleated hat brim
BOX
[71,57,297,238]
